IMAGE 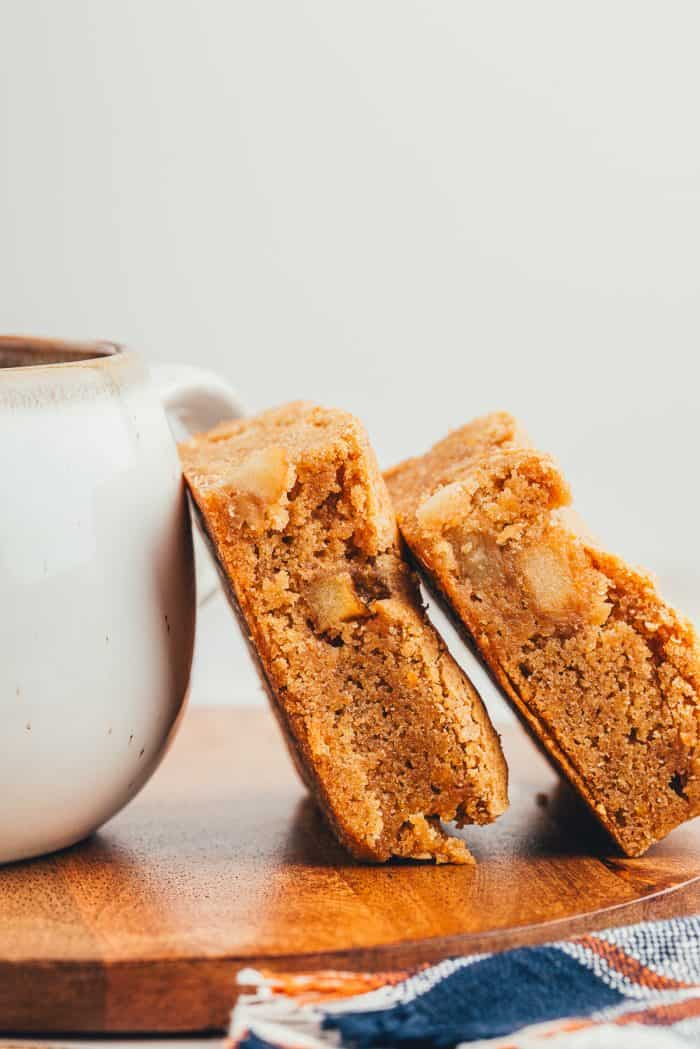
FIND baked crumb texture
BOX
[180,403,508,864]
[386,412,700,857]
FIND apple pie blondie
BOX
[386,412,700,857]
[179,403,508,863]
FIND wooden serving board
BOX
[1,707,700,1035]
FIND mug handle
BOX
[153,363,245,606]
[154,363,244,436]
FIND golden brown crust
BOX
[180,403,508,863]
[387,412,700,857]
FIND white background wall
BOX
[1,1,698,708]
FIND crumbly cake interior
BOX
[386,412,700,856]
[180,403,507,863]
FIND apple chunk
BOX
[306,573,369,633]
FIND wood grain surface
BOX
[1,707,699,1035]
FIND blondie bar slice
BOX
[386,412,700,856]
[180,403,508,863]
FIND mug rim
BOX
[0,335,124,373]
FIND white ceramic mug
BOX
[0,336,242,863]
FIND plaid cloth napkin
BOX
[230,916,700,1048]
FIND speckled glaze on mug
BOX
[0,336,241,863]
